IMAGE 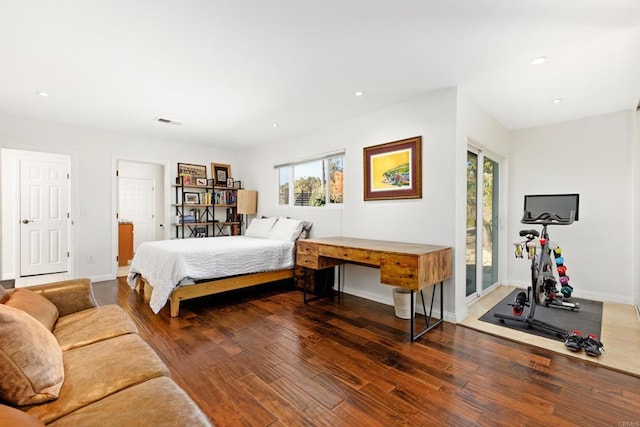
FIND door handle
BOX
[22,219,33,224]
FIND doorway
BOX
[466,148,500,301]
[115,160,165,277]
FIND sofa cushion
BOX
[54,304,138,351]
[0,305,64,406]
[26,334,170,424]
[47,377,212,427]
[28,278,96,317]
[4,288,59,331]
[0,286,9,304]
[0,404,45,427]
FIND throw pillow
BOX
[4,289,59,331]
[269,217,304,242]
[0,305,64,406]
[245,217,277,238]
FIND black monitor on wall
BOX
[523,193,580,222]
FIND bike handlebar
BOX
[521,211,575,225]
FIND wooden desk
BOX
[296,237,452,341]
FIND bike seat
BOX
[519,229,539,238]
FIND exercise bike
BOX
[514,225,580,312]
[494,211,576,338]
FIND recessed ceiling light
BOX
[531,56,547,65]
[552,98,563,104]
[155,117,182,126]
[355,91,364,97]
[36,91,49,97]
[272,123,278,128]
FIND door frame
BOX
[466,144,505,303]
[110,155,170,279]
[1,148,75,280]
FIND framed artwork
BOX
[184,192,200,204]
[363,136,422,201]
[178,163,207,179]
[179,174,193,186]
[195,178,208,186]
[211,163,232,186]
[226,178,234,188]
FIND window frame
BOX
[275,151,345,208]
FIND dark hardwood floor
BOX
[97,278,640,426]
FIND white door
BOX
[20,159,69,276]
[118,177,155,251]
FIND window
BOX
[276,152,344,207]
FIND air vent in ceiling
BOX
[155,117,183,126]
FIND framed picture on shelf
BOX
[179,174,193,186]
[194,227,206,238]
[226,178,234,188]
[211,163,232,186]
[178,163,207,179]
[184,192,200,204]
[363,135,422,201]
[195,178,208,186]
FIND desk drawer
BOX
[381,254,419,288]
[319,245,380,266]
[296,241,319,269]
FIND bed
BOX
[127,217,309,317]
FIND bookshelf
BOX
[172,181,242,238]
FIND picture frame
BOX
[195,178,208,186]
[178,163,207,179]
[194,227,207,238]
[179,174,193,186]
[363,136,422,201]
[226,178,234,188]
[211,163,232,186]
[184,192,200,204]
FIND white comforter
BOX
[127,236,295,313]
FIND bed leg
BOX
[170,299,180,317]
[143,281,152,302]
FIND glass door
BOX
[466,149,500,300]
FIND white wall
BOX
[240,89,462,318]
[0,114,236,281]
[508,111,635,304]
[634,109,640,307]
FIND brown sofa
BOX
[0,278,211,426]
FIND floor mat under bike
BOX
[478,289,602,342]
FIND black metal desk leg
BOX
[410,281,444,342]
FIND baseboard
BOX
[339,287,456,324]
[90,274,115,283]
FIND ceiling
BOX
[1,1,639,150]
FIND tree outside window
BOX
[278,155,344,207]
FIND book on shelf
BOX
[181,214,196,223]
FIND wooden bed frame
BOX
[137,268,294,317]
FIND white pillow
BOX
[269,217,304,242]
[244,217,277,238]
